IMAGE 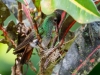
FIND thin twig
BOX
[22,0,41,41]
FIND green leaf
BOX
[32,0,41,11]
[41,0,55,15]
[0,43,16,64]
[70,22,81,32]
[41,0,100,24]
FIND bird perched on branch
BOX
[40,10,63,48]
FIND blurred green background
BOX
[0,30,40,75]
[0,43,40,75]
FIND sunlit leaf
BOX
[0,43,16,64]
[41,0,100,24]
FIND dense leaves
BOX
[41,0,100,23]
[1,0,100,75]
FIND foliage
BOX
[0,0,100,75]
[41,0,100,23]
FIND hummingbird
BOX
[13,30,36,64]
[40,10,62,48]
[14,29,40,65]
[13,10,64,64]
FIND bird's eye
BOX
[53,17,57,24]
